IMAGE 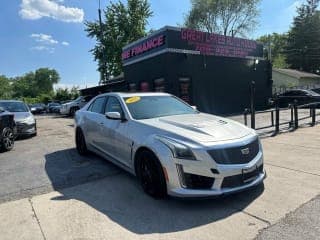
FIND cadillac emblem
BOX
[241,148,250,155]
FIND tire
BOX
[1,127,14,152]
[76,128,88,155]
[136,150,167,199]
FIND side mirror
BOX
[191,106,197,110]
[81,98,86,102]
[0,107,4,112]
[105,112,122,120]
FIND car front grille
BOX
[207,138,260,164]
[16,122,35,133]
[221,164,264,189]
[16,122,27,132]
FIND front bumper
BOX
[169,170,266,198]
[15,122,36,136]
[156,138,266,198]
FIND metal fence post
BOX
[250,81,256,129]
[311,104,316,126]
[274,94,279,133]
[289,104,294,128]
[294,100,298,130]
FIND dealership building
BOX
[81,26,273,115]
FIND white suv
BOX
[60,95,93,116]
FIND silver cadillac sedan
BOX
[75,92,265,198]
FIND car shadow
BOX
[45,148,264,234]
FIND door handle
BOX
[100,122,104,125]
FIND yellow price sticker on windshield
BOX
[126,96,141,104]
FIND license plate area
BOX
[242,165,259,183]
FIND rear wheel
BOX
[1,127,14,151]
[137,150,167,199]
[76,128,88,155]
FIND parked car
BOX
[312,88,320,94]
[0,108,15,151]
[60,95,93,116]
[75,92,265,198]
[278,89,320,108]
[30,103,46,114]
[0,100,37,137]
[47,102,61,113]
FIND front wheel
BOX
[1,127,14,151]
[76,128,88,155]
[137,150,167,199]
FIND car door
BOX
[84,96,107,151]
[101,96,132,167]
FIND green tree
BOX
[54,86,79,102]
[69,86,80,99]
[12,72,36,98]
[184,0,260,37]
[257,33,289,68]
[0,75,13,99]
[11,68,60,98]
[34,68,60,94]
[54,88,71,102]
[85,0,152,83]
[285,0,320,72]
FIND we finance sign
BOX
[122,35,166,61]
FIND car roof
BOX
[99,92,171,98]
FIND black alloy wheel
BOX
[76,128,88,155]
[1,127,14,151]
[138,150,167,199]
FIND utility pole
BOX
[98,0,108,85]
[268,34,272,62]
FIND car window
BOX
[282,91,294,96]
[123,95,198,120]
[88,97,106,114]
[294,91,305,96]
[84,95,93,102]
[0,102,29,112]
[105,97,124,116]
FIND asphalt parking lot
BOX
[0,114,319,240]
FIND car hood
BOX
[139,113,253,143]
[12,112,33,122]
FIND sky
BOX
[0,0,308,89]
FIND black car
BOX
[30,103,46,114]
[0,108,15,151]
[278,89,320,108]
[313,88,320,94]
[46,102,61,113]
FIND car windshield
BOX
[0,102,29,112]
[123,95,198,120]
[49,103,60,106]
[73,97,82,102]
[306,90,320,96]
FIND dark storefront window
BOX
[140,82,150,92]
[129,83,137,92]
[179,77,192,104]
[154,78,165,92]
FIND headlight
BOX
[22,115,35,124]
[157,136,196,160]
